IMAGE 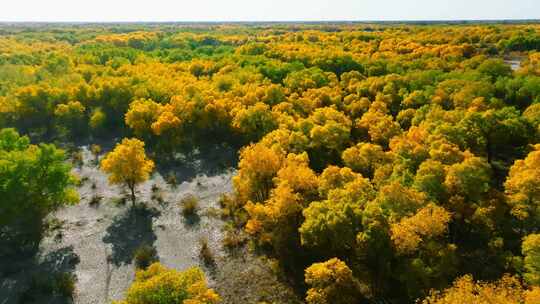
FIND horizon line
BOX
[1,18,540,24]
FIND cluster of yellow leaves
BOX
[258,128,309,155]
[100,138,154,187]
[302,107,352,151]
[274,153,319,195]
[428,139,466,165]
[422,275,540,304]
[518,52,540,76]
[391,204,452,255]
[0,37,71,56]
[231,102,278,140]
[94,31,159,48]
[375,182,430,222]
[245,153,317,243]
[125,98,163,137]
[113,263,220,304]
[342,142,391,178]
[357,101,401,146]
[389,126,430,165]
[89,108,106,131]
[304,258,362,304]
[0,98,10,115]
[54,101,85,117]
[151,109,181,136]
[317,166,360,197]
[233,143,285,204]
[505,145,540,220]
[245,183,301,242]
[189,60,219,78]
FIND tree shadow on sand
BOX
[153,141,239,184]
[1,246,80,304]
[102,205,160,267]
[39,246,80,275]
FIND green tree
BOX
[523,233,540,286]
[232,102,278,142]
[459,107,531,164]
[413,160,447,202]
[54,101,87,138]
[0,129,78,256]
[477,58,512,80]
[300,174,374,255]
[342,142,390,178]
[523,103,540,143]
[445,156,491,203]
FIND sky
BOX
[1,0,539,22]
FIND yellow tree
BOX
[390,203,452,255]
[125,98,163,138]
[101,138,155,206]
[422,274,538,304]
[113,263,220,304]
[304,258,363,304]
[233,143,285,204]
[244,153,318,257]
[342,142,391,178]
[505,145,540,222]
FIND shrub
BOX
[133,244,158,269]
[222,228,247,250]
[181,195,199,217]
[152,192,165,204]
[111,196,127,206]
[166,173,177,187]
[219,193,247,227]
[20,272,76,302]
[72,150,84,167]
[54,272,76,298]
[205,207,221,218]
[199,237,215,266]
[150,184,165,204]
[20,275,52,302]
[90,144,101,164]
[80,176,89,184]
[89,194,102,206]
[45,218,64,232]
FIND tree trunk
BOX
[129,184,136,207]
[486,136,493,165]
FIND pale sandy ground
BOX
[1,145,300,304]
